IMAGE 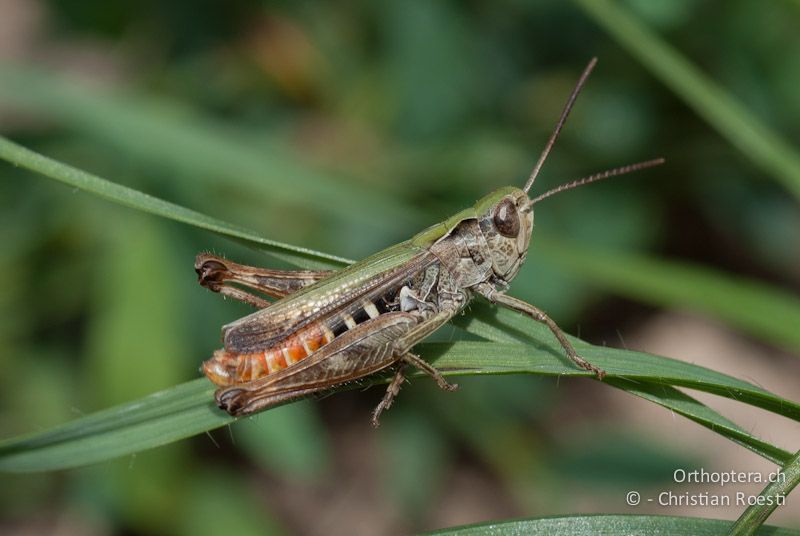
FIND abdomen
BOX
[203,297,395,387]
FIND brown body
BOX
[196,59,662,425]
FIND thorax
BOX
[428,219,494,288]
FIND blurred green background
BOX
[1,0,799,534]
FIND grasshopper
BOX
[196,58,663,426]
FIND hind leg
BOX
[195,253,334,308]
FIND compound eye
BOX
[493,199,520,238]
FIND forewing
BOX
[222,241,432,353]
[217,312,419,416]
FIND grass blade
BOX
[425,514,800,535]
[1,335,796,472]
[456,303,794,464]
[604,379,792,466]
[425,341,800,422]
[0,136,348,270]
[574,0,800,200]
[0,379,224,472]
[728,449,800,535]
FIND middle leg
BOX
[371,363,406,428]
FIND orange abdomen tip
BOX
[203,349,239,386]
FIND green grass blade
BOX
[728,449,800,535]
[0,379,224,472]
[1,336,796,472]
[425,514,800,535]
[604,379,791,466]
[574,0,800,201]
[455,303,793,465]
[425,341,800,422]
[0,136,349,270]
[537,236,800,353]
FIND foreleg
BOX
[473,283,605,379]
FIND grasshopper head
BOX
[476,187,534,284]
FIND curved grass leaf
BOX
[729,449,800,535]
[574,0,800,201]
[457,304,797,465]
[2,335,797,472]
[603,379,792,467]
[424,514,800,535]
[0,379,221,472]
[426,341,800,423]
[0,136,348,270]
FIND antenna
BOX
[523,57,597,194]
[530,158,665,205]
